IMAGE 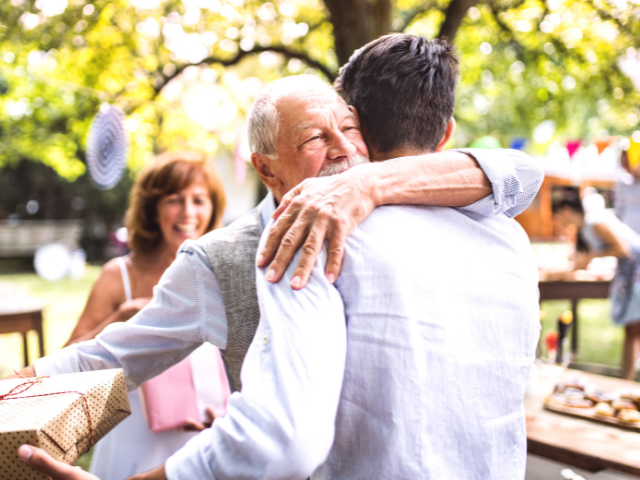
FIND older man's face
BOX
[268,89,369,197]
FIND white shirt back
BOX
[318,205,540,479]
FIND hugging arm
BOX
[22,243,226,391]
[258,148,543,288]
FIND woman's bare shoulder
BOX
[89,257,127,300]
[100,256,125,279]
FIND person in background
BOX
[555,197,640,380]
[66,151,229,480]
[615,150,640,235]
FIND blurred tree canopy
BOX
[0,0,639,182]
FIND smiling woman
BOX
[127,151,225,256]
[61,151,229,480]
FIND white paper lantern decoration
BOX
[86,103,128,190]
[34,243,72,281]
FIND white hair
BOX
[247,75,339,160]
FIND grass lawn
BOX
[0,266,101,471]
[539,299,624,367]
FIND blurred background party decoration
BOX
[86,104,128,190]
[469,135,501,149]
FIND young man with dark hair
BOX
[336,36,458,155]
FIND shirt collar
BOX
[259,192,277,228]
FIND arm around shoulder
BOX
[455,148,544,218]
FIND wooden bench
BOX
[0,303,45,366]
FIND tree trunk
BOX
[324,0,372,67]
[370,0,392,39]
[326,0,471,68]
[437,0,477,43]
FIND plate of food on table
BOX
[545,375,640,428]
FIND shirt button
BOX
[263,335,269,344]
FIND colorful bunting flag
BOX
[629,139,640,171]
[509,138,527,150]
[469,136,502,149]
[594,138,613,155]
[566,140,581,159]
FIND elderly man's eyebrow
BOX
[297,122,319,135]
[341,112,359,128]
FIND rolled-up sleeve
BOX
[34,240,228,392]
[166,227,347,480]
[454,148,544,218]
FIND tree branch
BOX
[593,6,633,37]
[395,1,441,33]
[437,0,478,43]
[153,45,336,96]
[487,0,525,52]
[486,1,588,73]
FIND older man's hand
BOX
[18,445,100,480]
[257,163,377,289]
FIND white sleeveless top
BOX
[116,257,132,302]
[90,256,229,480]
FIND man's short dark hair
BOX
[335,34,458,154]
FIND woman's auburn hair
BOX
[126,151,226,254]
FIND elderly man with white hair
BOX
[16,65,541,480]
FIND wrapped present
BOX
[0,369,131,480]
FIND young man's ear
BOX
[349,105,375,156]
[251,152,282,192]
[435,118,456,152]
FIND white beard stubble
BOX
[317,154,370,177]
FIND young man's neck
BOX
[370,147,434,162]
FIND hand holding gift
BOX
[0,369,131,480]
[18,445,99,480]
[18,445,167,480]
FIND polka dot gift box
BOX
[0,369,131,479]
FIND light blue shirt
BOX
[34,149,543,479]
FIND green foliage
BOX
[443,0,640,147]
[0,0,638,180]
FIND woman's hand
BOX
[179,406,217,432]
[18,445,100,480]
[67,297,153,346]
[118,298,152,321]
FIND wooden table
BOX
[0,303,45,366]
[539,280,611,358]
[526,366,640,477]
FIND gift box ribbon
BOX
[0,373,95,447]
